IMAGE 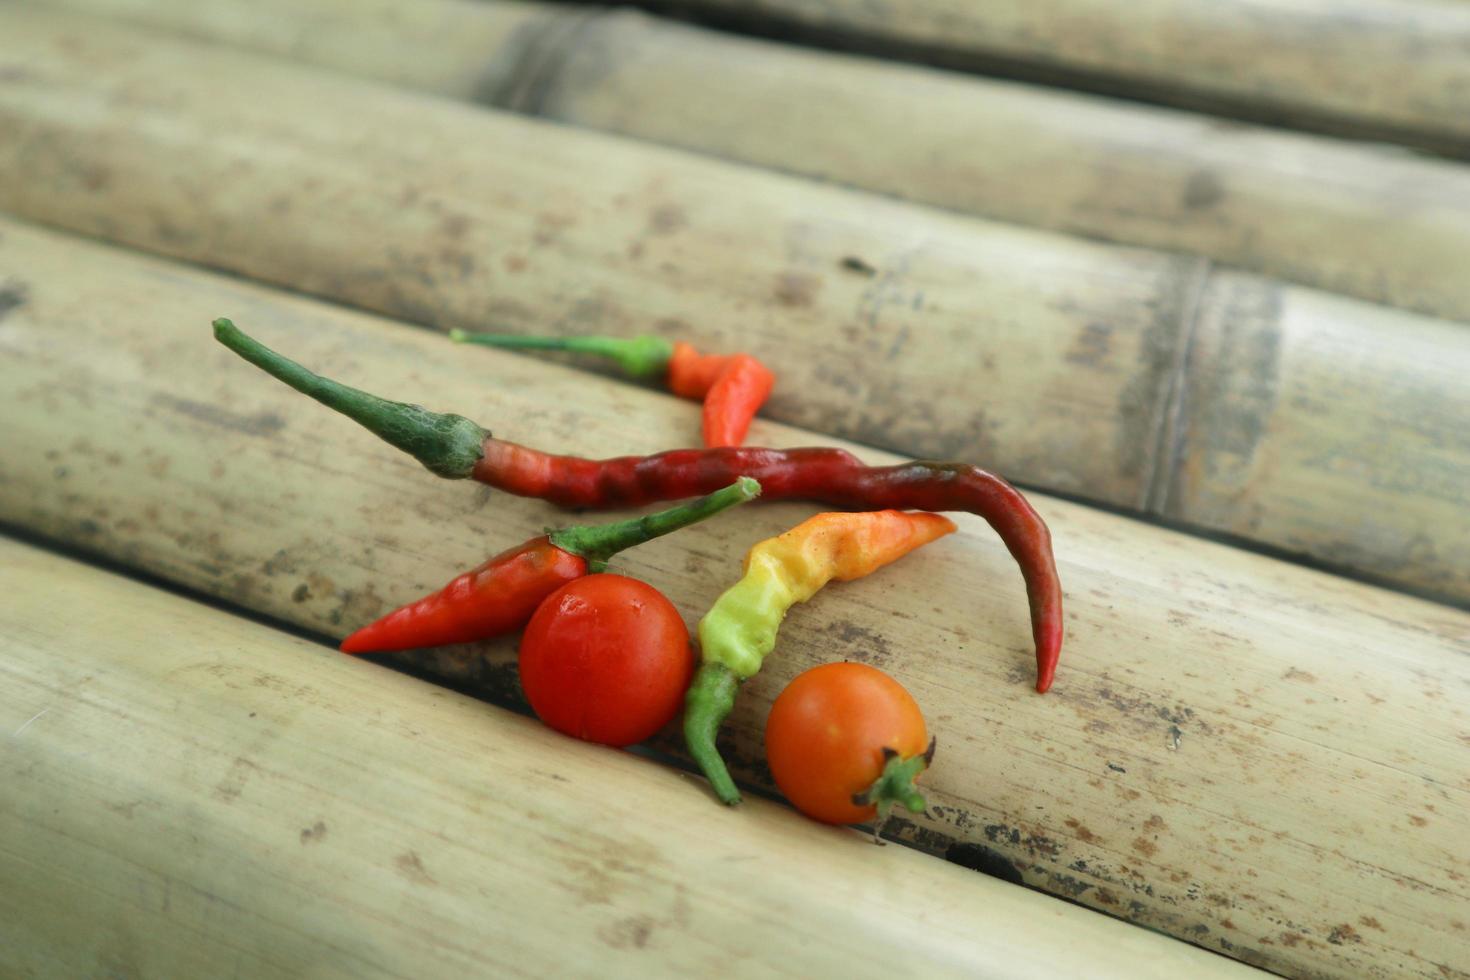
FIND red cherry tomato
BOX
[519,574,694,747]
[765,662,929,825]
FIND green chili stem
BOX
[550,478,759,569]
[450,329,674,380]
[683,663,742,805]
[213,319,487,479]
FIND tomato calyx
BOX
[851,737,937,841]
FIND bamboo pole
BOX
[39,0,1470,324]
[1,538,1269,979]
[1,7,1468,609]
[1,217,1467,979]
[650,0,1470,157]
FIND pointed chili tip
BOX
[338,632,371,655]
[1035,665,1056,694]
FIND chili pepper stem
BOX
[683,663,742,805]
[549,477,760,568]
[213,319,487,479]
[450,329,674,380]
[854,737,935,843]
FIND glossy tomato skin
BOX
[765,662,928,825]
[519,574,694,747]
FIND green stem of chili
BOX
[550,477,760,569]
[213,318,487,479]
[683,663,742,805]
[449,329,674,380]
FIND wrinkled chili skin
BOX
[340,536,585,654]
[476,441,1063,693]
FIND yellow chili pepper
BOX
[685,510,957,805]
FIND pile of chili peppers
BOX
[213,317,1063,824]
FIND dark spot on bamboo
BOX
[1064,818,1101,844]
[1182,170,1225,209]
[0,281,28,322]
[503,254,528,273]
[440,212,471,239]
[394,850,436,885]
[600,915,655,950]
[153,394,286,437]
[1133,837,1159,858]
[773,271,820,308]
[291,583,311,602]
[299,821,327,844]
[1065,322,1114,367]
[840,255,877,277]
[647,204,685,234]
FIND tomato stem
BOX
[853,737,936,835]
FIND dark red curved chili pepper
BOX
[450,331,774,448]
[340,476,759,653]
[214,319,1063,691]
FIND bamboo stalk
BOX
[0,7,1468,608]
[651,0,1470,157]
[1,537,1269,978]
[35,0,1470,325]
[1,217,1467,979]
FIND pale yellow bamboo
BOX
[34,0,1470,325]
[535,11,1470,326]
[1,538,1270,979]
[21,0,570,103]
[2,218,1467,979]
[3,8,1469,607]
[656,0,1470,155]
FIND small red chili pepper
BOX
[449,331,774,448]
[213,319,1063,691]
[339,476,759,653]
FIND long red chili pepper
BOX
[450,330,774,448]
[340,476,759,653]
[214,319,1063,691]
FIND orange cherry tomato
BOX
[764,662,929,825]
[519,574,694,747]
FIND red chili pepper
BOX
[340,476,759,653]
[214,319,1063,691]
[450,331,773,448]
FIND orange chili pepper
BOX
[450,330,773,448]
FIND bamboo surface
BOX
[651,0,1470,156]
[1,538,1270,979]
[39,0,1470,324]
[2,218,1468,979]
[2,8,1469,607]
